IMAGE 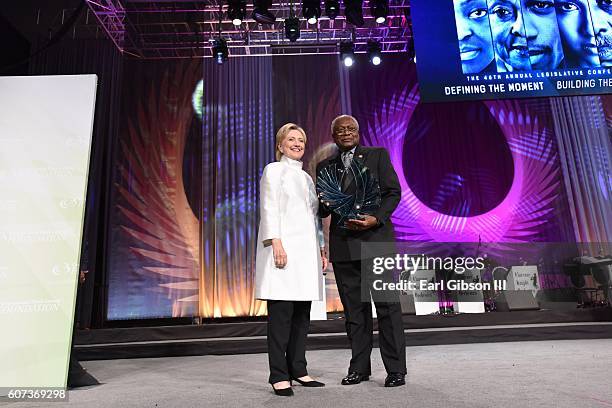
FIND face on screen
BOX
[522,0,564,69]
[488,0,564,71]
[488,0,532,71]
[588,0,612,66]
[454,0,496,73]
[555,0,601,67]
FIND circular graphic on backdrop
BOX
[363,85,560,243]
[403,101,514,217]
[192,79,203,120]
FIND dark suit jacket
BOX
[316,145,401,262]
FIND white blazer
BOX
[255,155,324,301]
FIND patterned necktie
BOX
[342,150,353,168]
[341,150,354,191]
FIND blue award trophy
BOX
[316,157,381,227]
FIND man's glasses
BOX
[333,126,358,134]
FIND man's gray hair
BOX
[331,114,359,134]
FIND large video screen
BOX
[411,0,612,102]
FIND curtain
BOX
[201,57,275,317]
[29,38,123,328]
[550,96,612,255]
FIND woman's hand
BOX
[271,239,287,268]
[320,248,328,271]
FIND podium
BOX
[410,269,439,315]
[507,265,540,292]
[453,269,485,314]
[496,265,540,311]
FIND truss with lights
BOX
[85,0,413,59]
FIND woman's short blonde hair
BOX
[275,123,307,161]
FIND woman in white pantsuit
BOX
[255,123,328,396]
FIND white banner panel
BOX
[0,75,97,391]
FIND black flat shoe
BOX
[292,377,325,387]
[384,373,406,387]
[271,384,294,396]
[341,372,369,385]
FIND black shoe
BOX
[292,377,325,387]
[384,373,406,387]
[271,384,294,396]
[341,372,369,385]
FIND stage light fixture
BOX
[325,0,340,19]
[367,41,382,66]
[343,0,364,27]
[340,41,355,67]
[227,0,246,26]
[303,0,322,24]
[285,16,301,42]
[213,38,229,64]
[253,0,276,24]
[371,0,388,24]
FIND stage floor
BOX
[8,339,612,408]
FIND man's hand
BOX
[271,239,287,268]
[345,215,379,231]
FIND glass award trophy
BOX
[316,157,381,228]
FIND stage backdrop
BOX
[105,54,611,320]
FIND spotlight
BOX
[371,0,388,24]
[212,38,229,65]
[303,0,321,24]
[340,41,355,67]
[227,0,246,26]
[285,16,300,42]
[367,41,382,66]
[343,0,364,27]
[253,0,275,24]
[325,0,340,19]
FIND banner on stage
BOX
[0,75,97,392]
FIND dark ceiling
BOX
[1,0,413,59]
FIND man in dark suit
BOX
[316,115,406,387]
